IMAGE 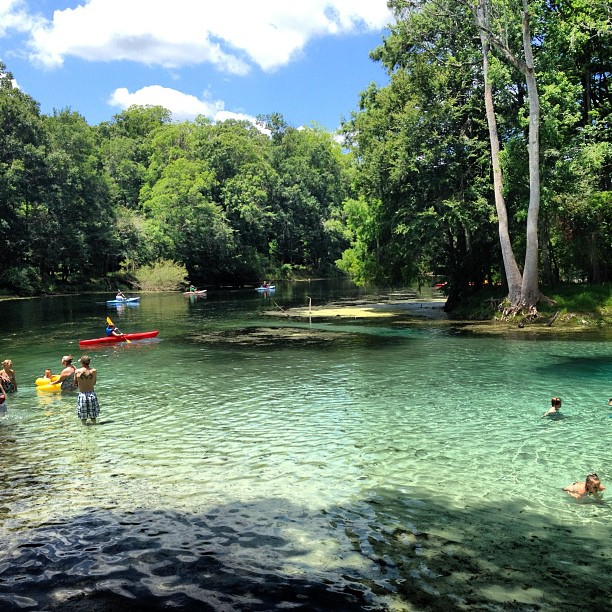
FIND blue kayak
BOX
[106,297,141,305]
[256,286,275,292]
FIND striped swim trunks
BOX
[77,391,100,419]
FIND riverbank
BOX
[265,283,612,333]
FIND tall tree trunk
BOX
[474,0,542,312]
[518,0,540,310]
[476,0,522,305]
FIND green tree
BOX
[0,63,49,293]
[270,124,351,273]
[44,108,116,282]
[97,105,172,209]
[140,157,238,283]
[341,3,498,303]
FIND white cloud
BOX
[25,0,392,72]
[0,0,40,37]
[108,84,262,127]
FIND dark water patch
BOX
[356,488,612,612]
[1,492,610,611]
[187,326,405,349]
[0,502,380,611]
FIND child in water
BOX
[542,397,562,417]
[43,369,53,380]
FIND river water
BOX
[0,281,611,611]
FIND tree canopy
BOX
[1,5,610,306]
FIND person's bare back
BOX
[75,365,97,392]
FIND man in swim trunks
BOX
[563,473,605,499]
[75,355,100,424]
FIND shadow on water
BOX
[0,492,610,611]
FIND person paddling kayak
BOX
[105,323,124,337]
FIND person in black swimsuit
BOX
[0,359,17,393]
[56,355,78,391]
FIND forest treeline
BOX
[0,68,352,294]
[1,0,610,308]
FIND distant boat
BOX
[256,285,275,292]
[106,297,141,305]
[183,290,207,296]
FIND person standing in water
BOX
[55,355,78,391]
[0,359,17,393]
[75,355,100,425]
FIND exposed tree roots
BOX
[498,292,557,322]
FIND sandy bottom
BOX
[267,299,448,320]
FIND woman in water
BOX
[0,359,17,393]
[563,473,605,499]
[56,355,78,391]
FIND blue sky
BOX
[0,0,393,131]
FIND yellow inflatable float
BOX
[35,375,61,393]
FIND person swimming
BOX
[542,397,562,418]
[563,473,605,499]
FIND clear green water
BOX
[0,282,611,610]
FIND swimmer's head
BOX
[585,473,602,494]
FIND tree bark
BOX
[474,0,542,312]
[518,0,541,310]
[476,0,523,305]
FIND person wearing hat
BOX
[75,355,100,424]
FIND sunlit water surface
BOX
[1,282,611,610]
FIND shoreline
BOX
[266,299,448,320]
[265,297,611,334]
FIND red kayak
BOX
[78,331,159,347]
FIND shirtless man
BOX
[75,355,100,424]
[563,473,605,499]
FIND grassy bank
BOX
[449,283,612,327]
